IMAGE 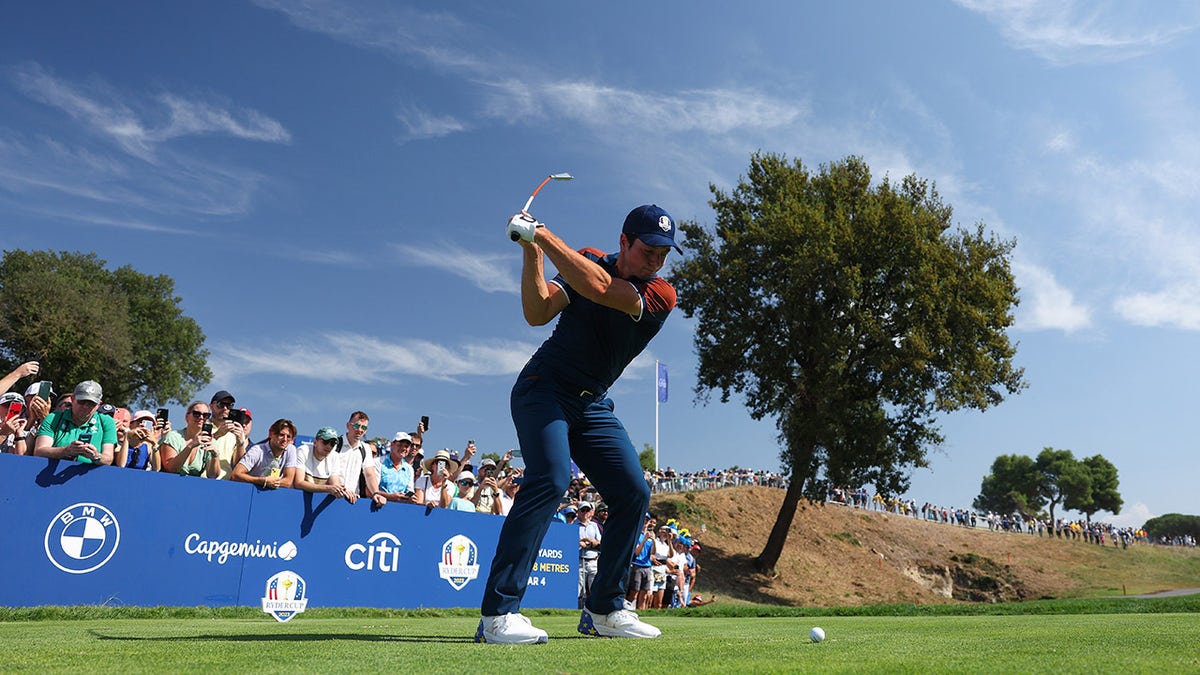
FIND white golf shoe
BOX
[474,613,548,644]
[577,607,661,639]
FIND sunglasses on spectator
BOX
[351,423,368,430]
[212,400,233,409]
[189,410,212,419]
[458,479,475,485]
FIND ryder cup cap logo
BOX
[658,215,672,232]
[437,534,480,591]
[261,570,309,622]
[44,502,121,574]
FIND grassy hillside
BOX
[651,487,1200,607]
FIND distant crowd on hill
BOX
[647,466,787,493]
[825,484,1196,549]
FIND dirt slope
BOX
[650,487,1200,607]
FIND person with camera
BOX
[374,431,420,505]
[414,448,459,509]
[294,426,357,503]
[577,502,602,609]
[116,410,159,470]
[207,390,249,479]
[472,457,505,515]
[0,392,30,454]
[32,380,116,465]
[159,401,220,477]
[232,418,300,489]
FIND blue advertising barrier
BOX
[0,454,576,610]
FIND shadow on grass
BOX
[88,630,598,643]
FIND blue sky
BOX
[3,1,1198,527]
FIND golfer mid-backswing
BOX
[475,204,680,644]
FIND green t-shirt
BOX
[161,430,207,477]
[37,409,117,463]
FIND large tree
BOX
[1073,454,1123,522]
[973,453,1044,517]
[0,250,211,406]
[670,153,1026,573]
[1035,447,1091,526]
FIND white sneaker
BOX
[475,613,548,644]
[578,607,661,639]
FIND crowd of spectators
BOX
[825,483,1195,550]
[2,363,725,607]
[648,466,787,493]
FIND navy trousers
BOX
[480,365,649,616]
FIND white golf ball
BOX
[810,626,825,643]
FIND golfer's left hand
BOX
[506,212,543,242]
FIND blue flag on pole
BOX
[657,362,668,403]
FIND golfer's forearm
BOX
[534,228,612,300]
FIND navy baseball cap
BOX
[623,204,682,253]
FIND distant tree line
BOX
[1142,513,1200,540]
[974,447,1122,525]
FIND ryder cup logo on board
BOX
[44,502,121,574]
[261,570,309,622]
[437,534,480,591]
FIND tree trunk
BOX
[754,476,807,574]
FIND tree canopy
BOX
[670,152,1026,572]
[974,448,1122,523]
[0,249,211,407]
[973,453,1043,517]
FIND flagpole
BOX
[654,359,660,472]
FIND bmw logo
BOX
[44,502,121,574]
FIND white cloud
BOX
[955,0,1200,65]
[251,0,484,72]
[1113,285,1200,330]
[11,63,289,160]
[210,332,537,385]
[395,105,466,142]
[1105,501,1155,529]
[1,63,288,226]
[1013,261,1092,332]
[393,242,519,295]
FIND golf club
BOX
[511,172,573,241]
[521,172,573,214]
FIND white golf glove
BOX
[506,212,543,242]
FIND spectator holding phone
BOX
[414,448,459,508]
[472,458,504,515]
[120,410,158,470]
[33,380,115,465]
[294,426,356,503]
[158,401,220,477]
[1,392,30,454]
[207,390,249,479]
[21,381,55,439]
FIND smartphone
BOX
[227,408,246,425]
[79,433,93,445]
[38,381,53,399]
[156,408,169,423]
[421,415,430,430]
[202,422,214,435]
[436,460,447,473]
[4,401,21,420]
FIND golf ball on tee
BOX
[810,626,825,643]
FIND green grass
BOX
[2,599,1199,673]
